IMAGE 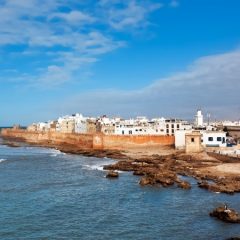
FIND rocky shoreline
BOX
[2,135,240,194]
[104,152,240,194]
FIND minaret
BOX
[195,109,203,127]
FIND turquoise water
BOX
[0,140,240,240]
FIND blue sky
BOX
[0,0,240,125]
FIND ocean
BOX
[0,138,239,240]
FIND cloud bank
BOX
[0,0,163,87]
[54,49,240,120]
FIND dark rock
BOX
[2,142,21,148]
[198,180,236,194]
[133,170,145,176]
[106,170,119,178]
[177,181,191,189]
[139,176,155,186]
[210,206,240,223]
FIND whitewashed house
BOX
[75,114,87,134]
[113,117,192,136]
[202,131,227,147]
[56,115,75,133]
[37,122,48,131]
[175,130,227,149]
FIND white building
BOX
[195,110,203,127]
[56,115,76,133]
[175,129,193,149]
[75,114,87,134]
[37,122,48,131]
[222,120,240,127]
[114,118,192,136]
[202,131,227,147]
[175,129,227,149]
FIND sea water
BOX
[0,139,240,240]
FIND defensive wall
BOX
[1,129,175,150]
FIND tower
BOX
[195,109,203,127]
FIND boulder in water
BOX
[106,170,119,178]
[177,181,191,189]
[210,205,240,223]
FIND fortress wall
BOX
[99,134,175,150]
[1,129,175,150]
[1,129,93,149]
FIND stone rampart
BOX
[1,129,175,150]
[1,129,93,149]
[98,134,174,150]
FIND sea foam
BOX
[82,159,116,171]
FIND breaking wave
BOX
[82,159,116,171]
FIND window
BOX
[129,130,132,134]
[217,137,222,142]
[166,129,169,133]
[191,138,195,143]
[166,124,169,128]
[122,130,124,135]
[172,129,174,134]
[171,124,174,128]
[177,124,180,129]
[208,137,213,141]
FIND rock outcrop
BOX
[106,170,119,178]
[177,180,191,189]
[210,205,240,223]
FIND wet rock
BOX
[198,180,211,189]
[210,206,240,223]
[177,181,191,189]
[106,170,119,178]
[139,176,155,186]
[133,170,145,176]
[104,160,136,172]
[198,180,236,194]
[2,142,21,148]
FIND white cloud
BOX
[0,0,162,87]
[55,49,240,120]
[100,0,163,30]
[49,10,95,25]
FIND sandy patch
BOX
[204,163,240,176]
[123,145,178,158]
